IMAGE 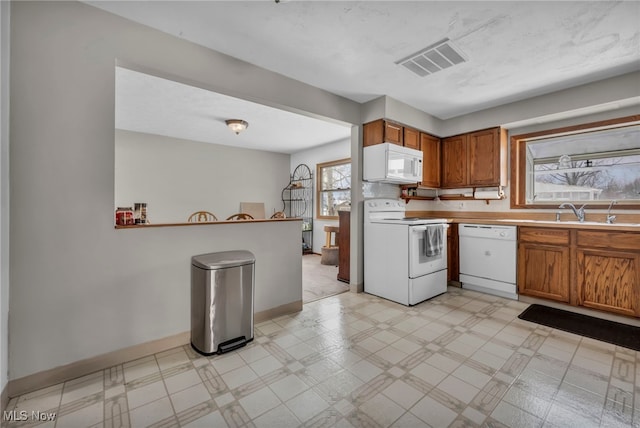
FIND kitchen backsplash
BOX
[362,182,400,199]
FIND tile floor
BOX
[4,287,639,428]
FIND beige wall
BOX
[1,0,10,403]
[115,130,290,223]
[9,1,360,380]
[6,0,638,384]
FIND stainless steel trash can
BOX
[191,250,255,355]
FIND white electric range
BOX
[364,199,449,305]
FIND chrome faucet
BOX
[606,200,617,224]
[559,203,587,222]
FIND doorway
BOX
[302,254,349,303]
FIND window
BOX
[317,158,351,219]
[511,116,640,208]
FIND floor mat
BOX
[518,304,640,351]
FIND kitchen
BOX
[2,1,640,426]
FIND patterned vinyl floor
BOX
[4,287,638,427]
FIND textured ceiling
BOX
[96,1,640,152]
[115,67,351,154]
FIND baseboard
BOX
[255,300,302,323]
[7,331,190,399]
[1,382,8,414]
[7,302,303,398]
[350,282,363,293]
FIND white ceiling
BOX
[99,1,640,153]
[115,67,352,154]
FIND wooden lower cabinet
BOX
[518,228,570,302]
[337,210,350,283]
[447,223,459,282]
[518,243,570,302]
[575,230,640,317]
[518,226,640,318]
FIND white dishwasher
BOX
[459,224,518,300]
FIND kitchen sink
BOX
[497,219,640,227]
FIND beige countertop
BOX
[431,217,640,232]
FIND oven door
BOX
[409,224,448,278]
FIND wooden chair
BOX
[270,211,286,219]
[226,213,254,221]
[188,211,218,223]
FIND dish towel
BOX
[424,225,443,257]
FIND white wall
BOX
[0,0,10,403]
[8,0,638,385]
[115,130,290,223]
[9,1,360,381]
[440,72,640,137]
[290,139,350,254]
[408,102,640,215]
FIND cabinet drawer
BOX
[577,230,640,251]
[519,227,570,245]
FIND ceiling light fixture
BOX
[225,119,249,135]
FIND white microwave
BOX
[363,143,423,184]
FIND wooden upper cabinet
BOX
[363,119,384,147]
[403,127,420,150]
[364,119,425,148]
[468,128,502,186]
[363,119,403,147]
[420,133,441,188]
[441,127,506,188]
[441,134,467,188]
[384,121,403,145]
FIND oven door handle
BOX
[411,224,448,233]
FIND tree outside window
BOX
[317,158,351,219]
[511,117,640,208]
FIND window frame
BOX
[316,158,351,220]
[510,115,640,209]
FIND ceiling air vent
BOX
[396,38,467,77]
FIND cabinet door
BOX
[403,127,420,150]
[384,121,403,145]
[363,119,403,146]
[576,249,640,317]
[441,135,467,188]
[420,133,441,188]
[518,242,570,302]
[337,211,350,283]
[468,128,500,186]
[447,223,459,282]
[363,119,384,147]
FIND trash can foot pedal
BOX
[218,336,248,354]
